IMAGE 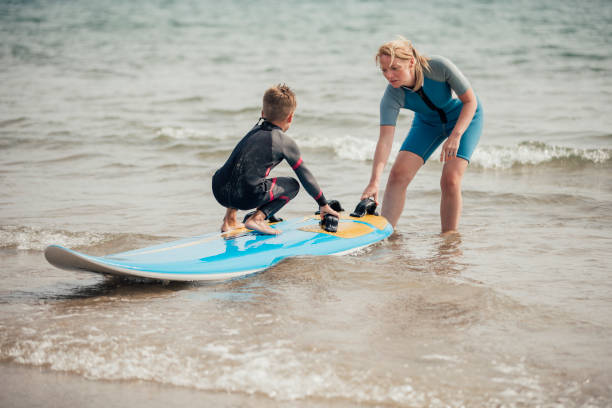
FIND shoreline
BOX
[0,362,350,408]
[0,362,232,408]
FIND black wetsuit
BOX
[212,120,327,219]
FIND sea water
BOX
[1,0,611,406]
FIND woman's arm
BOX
[440,88,477,162]
[361,125,395,203]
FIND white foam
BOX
[0,225,108,251]
[421,354,461,363]
[155,126,227,142]
[472,142,611,169]
[3,335,426,405]
[294,133,610,170]
[295,132,400,162]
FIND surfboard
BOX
[44,214,392,281]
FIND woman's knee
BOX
[388,167,414,188]
[440,159,468,193]
[387,151,422,187]
[440,171,462,193]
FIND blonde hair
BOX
[262,83,297,122]
[376,37,430,90]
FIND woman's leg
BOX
[381,151,423,227]
[440,101,482,233]
[440,157,468,233]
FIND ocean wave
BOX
[0,333,428,405]
[0,117,28,128]
[295,133,399,162]
[35,153,105,165]
[559,51,609,61]
[208,106,261,116]
[0,225,162,252]
[151,96,205,105]
[1,327,555,406]
[153,126,239,145]
[472,141,611,169]
[297,134,610,170]
[0,225,108,251]
[154,126,211,142]
[153,127,237,158]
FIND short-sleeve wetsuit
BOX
[212,120,327,219]
[379,55,483,162]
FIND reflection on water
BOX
[374,230,467,278]
[430,232,465,276]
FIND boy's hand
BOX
[319,204,340,219]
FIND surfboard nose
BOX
[44,245,85,272]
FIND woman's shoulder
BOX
[380,84,404,105]
[425,55,457,77]
[425,55,471,94]
[382,83,404,97]
[428,54,454,65]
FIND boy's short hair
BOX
[262,84,296,123]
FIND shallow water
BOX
[2,0,612,406]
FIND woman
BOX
[361,37,483,233]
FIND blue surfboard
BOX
[44,214,392,281]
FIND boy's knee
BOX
[288,178,300,198]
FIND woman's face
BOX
[379,54,415,88]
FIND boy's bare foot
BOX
[221,208,245,232]
[221,219,245,233]
[244,211,281,235]
[246,220,281,235]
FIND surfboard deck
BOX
[44,214,392,281]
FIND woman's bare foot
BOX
[244,211,281,235]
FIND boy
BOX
[212,84,339,235]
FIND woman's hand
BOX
[441,88,477,162]
[440,134,461,162]
[360,182,379,204]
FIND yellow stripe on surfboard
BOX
[299,221,374,238]
[351,214,388,230]
[308,214,389,231]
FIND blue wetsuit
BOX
[380,55,483,162]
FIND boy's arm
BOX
[280,134,328,207]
